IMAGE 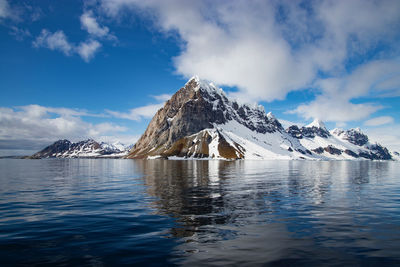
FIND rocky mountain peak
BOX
[127,77,284,158]
[331,128,344,136]
[306,118,327,130]
[287,118,330,139]
[30,139,72,158]
[267,112,275,120]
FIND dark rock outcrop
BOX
[287,121,330,139]
[287,125,302,139]
[312,147,324,154]
[367,144,392,160]
[324,145,342,155]
[333,128,368,146]
[344,149,359,158]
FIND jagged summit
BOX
[187,76,265,112]
[267,112,275,119]
[306,118,327,130]
[186,75,223,95]
[287,118,330,139]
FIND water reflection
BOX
[135,160,400,265]
[1,159,399,266]
[135,160,232,238]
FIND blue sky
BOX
[1,0,400,155]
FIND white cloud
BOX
[98,0,400,103]
[33,29,103,62]
[9,26,31,41]
[289,97,382,122]
[364,116,394,127]
[96,0,400,127]
[107,103,163,121]
[151,94,172,102]
[76,39,102,62]
[278,119,305,130]
[107,93,170,121]
[33,29,73,55]
[335,121,347,128]
[0,105,134,152]
[0,1,43,22]
[364,125,400,152]
[290,59,400,122]
[31,9,115,62]
[0,0,11,18]
[80,10,110,38]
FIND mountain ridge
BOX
[29,139,132,159]
[126,77,395,160]
[28,77,397,160]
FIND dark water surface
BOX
[1,159,400,266]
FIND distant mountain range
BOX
[29,139,133,159]
[30,77,399,160]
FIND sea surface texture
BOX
[0,159,399,266]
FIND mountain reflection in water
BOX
[136,160,399,265]
[0,159,399,266]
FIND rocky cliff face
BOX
[127,77,394,161]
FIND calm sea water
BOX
[0,159,400,266]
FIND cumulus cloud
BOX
[80,10,112,38]
[98,0,400,103]
[0,0,11,19]
[33,29,73,55]
[76,39,102,62]
[106,94,171,121]
[30,6,119,62]
[33,29,102,62]
[364,116,394,127]
[290,97,382,122]
[0,0,43,22]
[32,8,118,62]
[0,105,134,153]
[290,59,400,122]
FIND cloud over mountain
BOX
[99,0,400,122]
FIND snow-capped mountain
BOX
[127,76,394,160]
[30,139,133,158]
[287,121,391,160]
[100,141,133,153]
